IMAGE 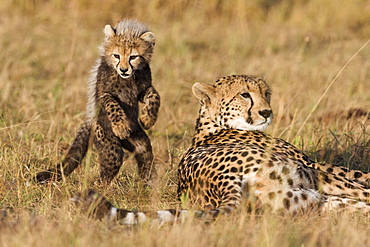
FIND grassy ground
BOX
[0,0,369,246]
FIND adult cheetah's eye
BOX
[112,54,120,59]
[265,91,271,98]
[241,93,251,99]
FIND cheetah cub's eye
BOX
[241,93,251,99]
[112,54,120,59]
[129,55,139,60]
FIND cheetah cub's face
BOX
[193,75,273,131]
[103,24,155,79]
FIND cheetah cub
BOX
[36,19,160,183]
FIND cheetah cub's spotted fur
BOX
[36,19,160,183]
[72,75,370,225]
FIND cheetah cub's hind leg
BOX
[93,124,125,183]
[120,129,155,182]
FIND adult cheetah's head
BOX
[192,75,273,131]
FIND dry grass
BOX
[0,0,370,246]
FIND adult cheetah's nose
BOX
[259,109,272,119]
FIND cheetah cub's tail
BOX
[70,189,218,225]
[36,54,99,184]
[35,121,92,183]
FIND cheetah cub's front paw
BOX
[139,114,156,130]
[111,122,132,140]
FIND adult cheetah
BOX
[73,75,370,224]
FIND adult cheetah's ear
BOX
[140,32,156,46]
[104,25,116,39]
[192,82,215,106]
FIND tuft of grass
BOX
[0,0,369,246]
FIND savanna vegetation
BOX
[0,0,369,246]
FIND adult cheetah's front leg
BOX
[139,86,160,130]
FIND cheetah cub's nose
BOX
[120,68,129,73]
[259,109,272,119]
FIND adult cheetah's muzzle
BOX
[259,109,272,119]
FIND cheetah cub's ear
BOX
[104,25,116,39]
[140,32,156,46]
[192,82,216,106]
